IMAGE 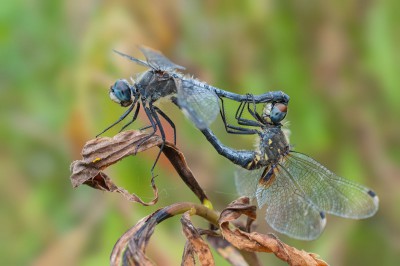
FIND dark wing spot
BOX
[367,190,376,197]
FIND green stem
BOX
[160,202,219,226]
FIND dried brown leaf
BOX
[181,212,214,266]
[219,197,328,266]
[70,130,209,205]
[110,212,158,266]
[70,130,160,205]
[71,130,162,183]
[206,235,250,266]
[181,241,196,266]
[111,202,217,266]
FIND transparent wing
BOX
[176,79,220,129]
[234,167,265,199]
[113,49,150,68]
[139,46,185,71]
[283,152,379,218]
[256,165,326,240]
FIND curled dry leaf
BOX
[182,241,196,266]
[206,235,250,266]
[110,210,159,266]
[181,212,214,266]
[110,202,217,266]
[70,130,161,206]
[70,130,209,205]
[219,197,328,266]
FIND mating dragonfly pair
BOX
[99,46,378,240]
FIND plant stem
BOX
[158,202,219,226]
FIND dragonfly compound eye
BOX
[109,79,133,107]
[270,103,287,124]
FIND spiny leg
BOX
[218,96,240,133]
[153,106,176,145]
[139,125,153,131]
[219,97,259,135]
[119,102,141,132]
[148,103,166,177]
[234,100,246,121]
[219,96,228,127]
[134,102,158,153]
[226,101,259,134]
[96,98,138,137]
[245,94,265,123]
[234,99,261,127]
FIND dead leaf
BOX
[206,235,251,266]
[110,212,157,266]
[219,197,328,266]
[181,241,196,266]
[70,130,209,205]
[111,202,215,266]
[181,212,214,266]
[70,130,160,205]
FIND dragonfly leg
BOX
[219,97,245,133]
[119,102,141,132]
[96,98,138,137]
[219,96,227,125]
[234,99,262,127]
[234,100,245,120]
[134,102,158,154]
[153,106,176,145]
[219,97,259,135]
[245,94,265,123]
[224,125,259,135]
[139,125,153,131]
[148,103,166,177]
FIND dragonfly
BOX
[99,46,290,175]
[201,102,379,240]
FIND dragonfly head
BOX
[270,103,287,124]
[109,79,134,107]
[261,102,287,125]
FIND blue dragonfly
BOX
[99,46,289,176]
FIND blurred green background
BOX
[2,0,399,265]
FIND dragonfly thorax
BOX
[136,70,177,102]
[259,125,289,165]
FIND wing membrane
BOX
[283,152,379,218]
[112,49,150,68]
[139,46,185,71]
[257,165,326,240]
[177,79,220,129]
[234,167,265,199]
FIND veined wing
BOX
[283,152,379,219]
[112,49,150,68]
[139,46,185,71]
[256,165,326,240]
[234,166,265,199]
[176,79,220,129]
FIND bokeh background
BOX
[2,0,399,265]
